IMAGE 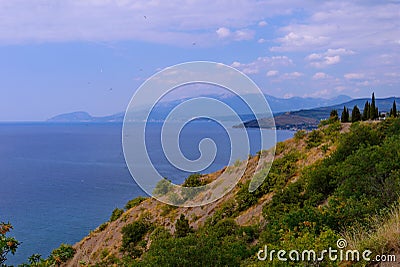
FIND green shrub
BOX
[294,130,307,141]
[235,181,260,211]
[275,141,287,154]
[206,199,237,226]
[48,244,75,265]
[306,129,323,148]
[208,218,238,238]
[263,180,305,221]
[175,214,193,237]
[109,208,124,222]
[98,222,108,232]
[322,120,341,141]
[182,173,204,187]
[153,178,173,196]
[149,227,172,241]
[121,221,150,258]
[125,196,147,210]
[332,123,380,162]
[27,253,42,265]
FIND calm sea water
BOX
[0,122,293,265]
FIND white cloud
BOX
[325,48,355,56]
[271,2,400,52]
[266,70,279,77]
[271,31,330,52]
[258,20,268,27]
[231,61,241,68]
[344,73,365,80]
[312,72,329,80]
[216,27,231,38]
[306,48,354,68]
[216,27,254,41]
[231,56,293,74]
[307,53,322,60]
[233,29,254,41]
[324,55,340,65]
[258,38,266,43]
[291,72,303,78]
[281,71,303,79]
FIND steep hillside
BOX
[62,118,400,267]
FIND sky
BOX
[0,0,399,121]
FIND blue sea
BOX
[0,122,294,265]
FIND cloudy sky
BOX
[0,0,399,121]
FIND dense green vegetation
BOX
[139,219,256,267]
[2,109,400,266]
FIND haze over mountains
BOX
[47,94,352,122]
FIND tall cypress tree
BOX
[392,100,397,118]
[362,101,370,121]
[351,105,361,122]
[370,92,376,120]
[341,106,349,123]
[341,107,345,123]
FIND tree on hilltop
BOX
[341,106,350,123]
[362,101,370,121]
[390,100,397,118]
[351,105,361,122]
[370,92,378,120]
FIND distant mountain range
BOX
[47,94,352,123]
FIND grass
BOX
[343,199,400,255]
